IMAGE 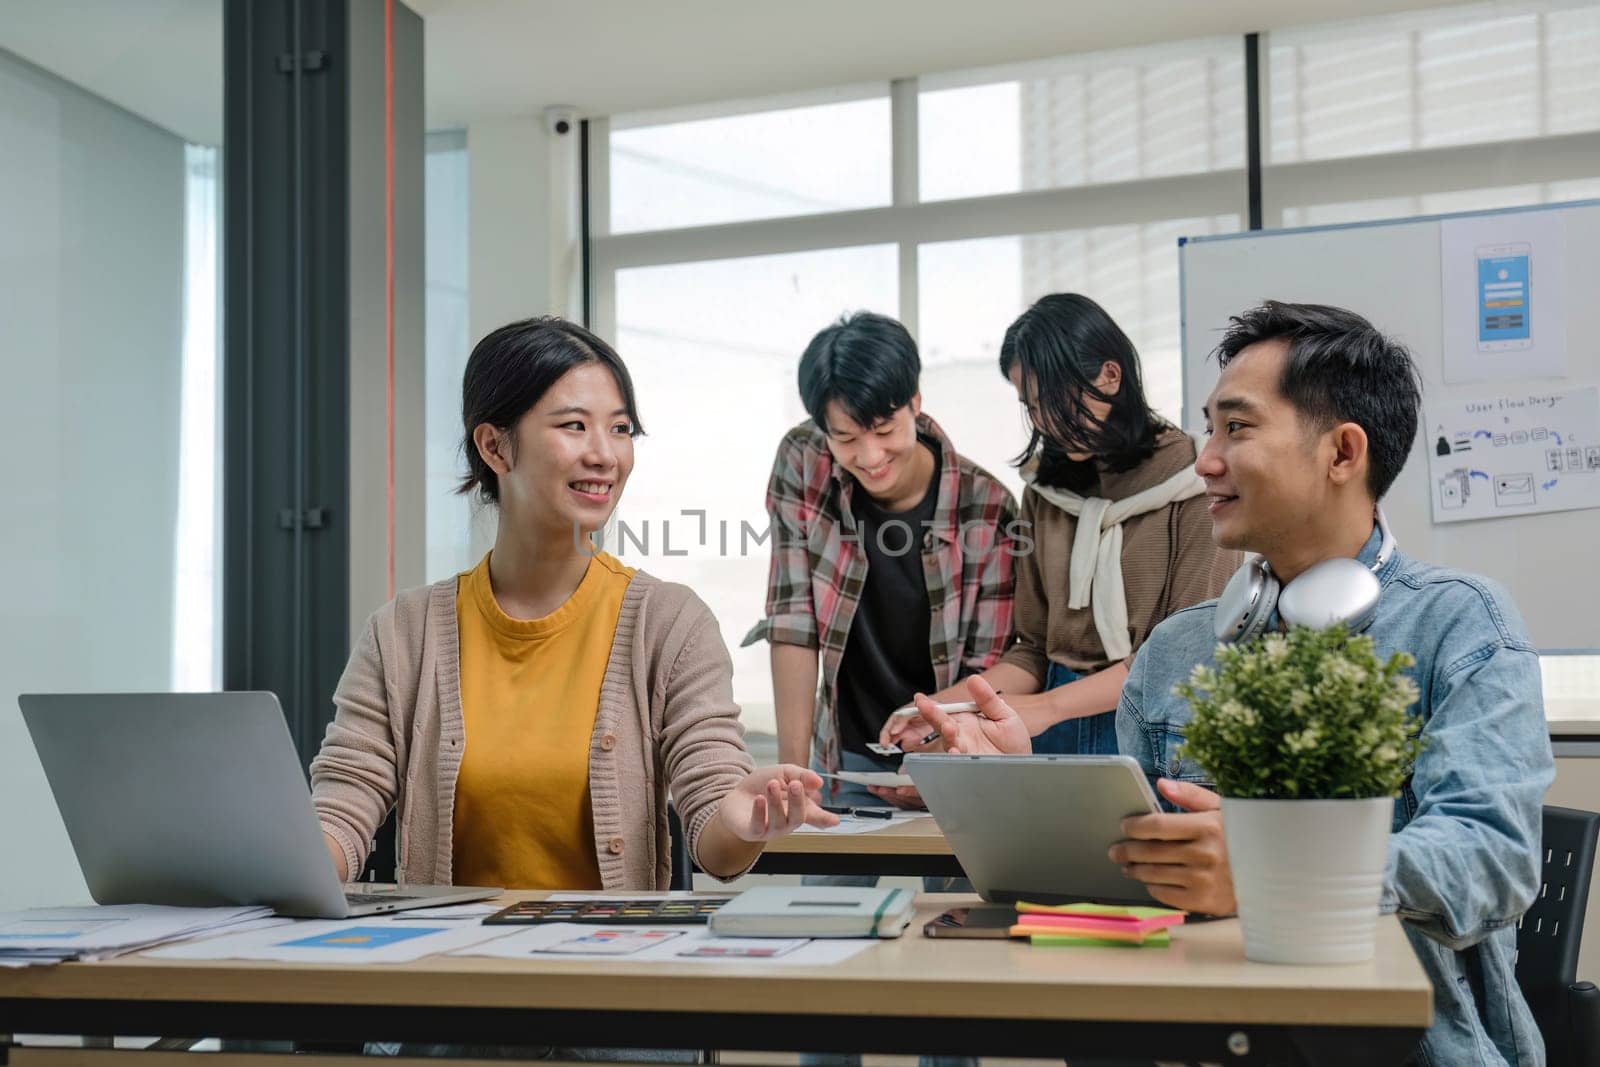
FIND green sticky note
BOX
[1029,930,1172,948]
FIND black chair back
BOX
[357,807,398,883]
[1517,805,1600,1067]
[667,802,694,891]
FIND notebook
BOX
[707,886,915,938]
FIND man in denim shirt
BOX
[912,302,1554,1065]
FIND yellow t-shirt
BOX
[451,550,635,890]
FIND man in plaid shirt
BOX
[742,312,1019,798]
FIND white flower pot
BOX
[1222,796,1394,965]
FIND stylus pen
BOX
[893,693,1003,747]
[888,700,982,719]
[889,691,1004,719]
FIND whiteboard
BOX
[1179,201,1600,651]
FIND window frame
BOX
[588,77,1251,348]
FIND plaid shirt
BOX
[741,414,1018,774]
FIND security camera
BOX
[544,106,577,137]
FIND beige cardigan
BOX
[310,570,755,890]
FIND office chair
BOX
[1517,805,1600,1067]
[357,808,399,883]
[667,801,694,891]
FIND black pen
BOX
[822,805,894,820]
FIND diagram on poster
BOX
[1439,210,1568,384]
[1427,386,1600,524]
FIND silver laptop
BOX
[905,752,1161,906]
[19,692,500,918]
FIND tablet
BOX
[903,753,1161,906]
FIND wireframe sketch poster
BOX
[1427,386,1600,524]
[1439,210,1568,384]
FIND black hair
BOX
[457,316,644,504]
[998,293,1161,478]
[1214,300,1421,500]
[798,312,921,433]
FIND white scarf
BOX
[1022,461,1205,662]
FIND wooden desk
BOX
[0,894,1431,1065]
[753,817,963,877]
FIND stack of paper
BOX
[0,904,282,967]
[1010,901,1185,948]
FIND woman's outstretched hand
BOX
[718,764,839,841]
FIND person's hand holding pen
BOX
[878,702,961,753]
[880,675,1033,756]
[868,677,1032,806]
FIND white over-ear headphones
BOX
[1213,509,1397,644]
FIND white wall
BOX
[0,47,187,909]
[446,115,581,567]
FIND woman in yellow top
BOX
[311,317,835,890]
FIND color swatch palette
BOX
[484,897,737,926]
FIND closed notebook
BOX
[707,886,915,939]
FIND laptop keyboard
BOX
[344,892,427,905]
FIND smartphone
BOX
[1476,242,1532,351]
[923,904,1018,939]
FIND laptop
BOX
[19,692,500,918]
[904,752,1161,906]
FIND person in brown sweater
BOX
[311,317,835,892]
[882,293,1239,763]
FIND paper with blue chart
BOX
[145,915,510,963]
[1427,386,1600,523]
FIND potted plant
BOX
[1175,625,1425,965]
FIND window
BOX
[610,246,899,719]
[609,92,892,234]
[424,130,474,581]
[919,39,1244,202]
[1270,3,1600,164]
[1267,2,1600,230]
[172,144,223,691]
